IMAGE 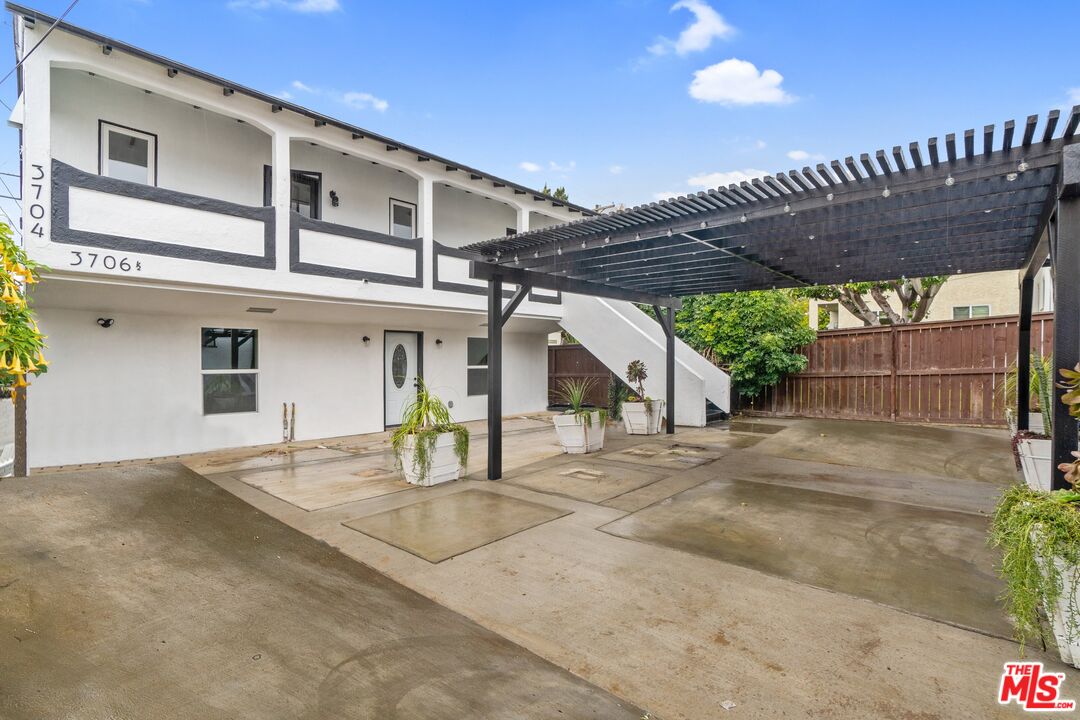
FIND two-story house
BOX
[8,3,599,467]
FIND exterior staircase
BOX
[558,294,730,427]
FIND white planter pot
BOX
[399,431,463,486]
[1032,527,1080,668]
[554,411,606,454]
[1018,438,1053,492]
[1029,413,1045,434]
[622,401,665,435]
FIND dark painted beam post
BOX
[14,389,26,477]
[666,306,676,434]
[1017,275,1033,431]
[486,275,503,480]
[1052,144,1080,490]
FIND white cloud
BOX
[786,149,824,162]
[284,81,388,112]
[341,91,388,112]
[648,0,734,56]
[519,161,541,173]
[653,190,680,201]
[549,160,576,173]
[1069,87,1080,103]
[687,168,768,189]
[609,165,624,175]
[229,0,341,12]
[689,59,794,106]
[754,139,767,150]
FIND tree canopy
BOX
[794,277,948,327]
[541,184,569,202]
[0,222,47,399]
[674,290,815,398]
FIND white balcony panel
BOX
[531,287,559,298]
[298,229,416,277]
[439,255,517,292]
[68,187,265,256]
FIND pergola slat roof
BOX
[465,107,1079,297]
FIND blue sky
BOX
[1,0,1078,214]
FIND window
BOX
[99,121,156,185]
[953,305,991,320]
[201,328,258,414]
[291,171,321,219]
[390,198,416,239]
[467,337,488,396]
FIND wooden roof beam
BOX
[910,141,924,169]
[928,137,940,166]
[845,156,863,182]
[875,150,893,177]
[1022,115,1038,146]
[983,124,994,156]
[892,146,907,172]
[860,153,878,178]
[1065,105,1080,139]
[831,160,851,184]
[946,133,958,163]
[1002,120,1015,152]
[1043,109,1061,143]
[964,128,976,159]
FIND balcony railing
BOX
[289,214,423,287]
[52,160,275,269]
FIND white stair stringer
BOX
[558,294,731,427]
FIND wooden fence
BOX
[751,313,1055,426]
[547,344,612,408]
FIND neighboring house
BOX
[807,267,1055,330]
[8,4,595,467]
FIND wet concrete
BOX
[0,465,646,719]
[749,417,1017,484]
[601,476,1010,637]
[506,459,671,504]
[343,488,571,563]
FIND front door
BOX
[384,331,420,427]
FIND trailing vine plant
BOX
[390,379,468,484]
[990,363,1080,653]
[0,223,47,401]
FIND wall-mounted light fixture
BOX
[329,190,340,207]
[362,336,370,345]
[97,318,115,328]
[435,338,443,347]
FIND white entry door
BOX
[384,332,420,427]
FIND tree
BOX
[541,183,569,202]
[674,290,816,399]
[794,277,948,327]
[0,222,47,395]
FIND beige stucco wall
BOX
[808,268,1053,329]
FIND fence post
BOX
[889,325,898,421]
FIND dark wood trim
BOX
[470,260,681,309]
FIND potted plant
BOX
[622,360,664,435]
[391,379,469,486]
[1006,354,1055,490]
[552,378,606,454]
[991,364,1080,668]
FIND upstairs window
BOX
[390,198,416,239]
[291,171,321,219]
[201,328,259,415]
[99,121,156,185]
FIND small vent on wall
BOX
[246,307,277,314]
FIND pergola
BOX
[468,107,1080,488]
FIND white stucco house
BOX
[7,3,728,467]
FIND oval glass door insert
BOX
[391,344,408,388]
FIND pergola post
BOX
[652,305,676,435]
[1017,275,1033,431]
[486,275,503,481]
[1052,144,1080,490]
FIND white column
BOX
[272,132,291,271]
[418,175,434,288]
[515,204,530,233]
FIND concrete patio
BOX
[5,415,1066,717]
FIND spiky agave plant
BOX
[391,379,468,483]
[1002,352,1055,434]
[557,377,606,427]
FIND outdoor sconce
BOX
[362,336,370,345]
[97,318,115,328]
[329,190,340,207]
[435,338,443,347]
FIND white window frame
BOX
[389,198,417,239]
[201,328,259,416]
[467,337,488,397]
[99,121,157,186]
[952,304,991,320]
